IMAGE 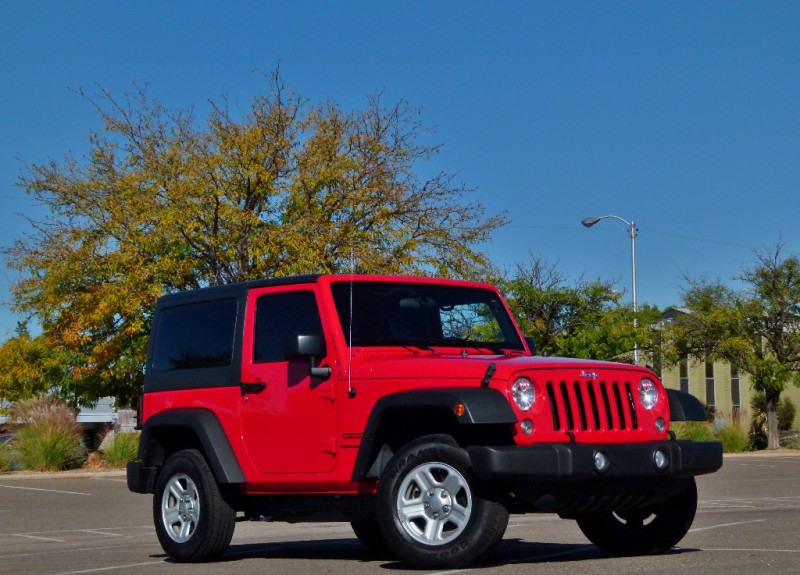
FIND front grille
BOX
[545,379,639,432]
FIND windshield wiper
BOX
[426,338,508,353]
[355,337,433,352]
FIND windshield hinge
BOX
[481,362,496,387]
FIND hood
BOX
[348,349,654,383]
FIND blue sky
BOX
[1,2,799,339]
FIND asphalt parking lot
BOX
[0,452,798,575]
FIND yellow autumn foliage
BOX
[2,72,506,404]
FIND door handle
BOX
[240,382,266,394]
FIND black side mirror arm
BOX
[309,356,332,380]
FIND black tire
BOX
[350,519,390,553]
[576,478,698,556]
[153,449,236,562]
[376,437,509,569]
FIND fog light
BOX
[653,449,669,471]
[655,417,666,433]
[594,451,610,473]
[520,419,534,435]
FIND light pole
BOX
[581,215,639,364]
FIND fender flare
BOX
[667,389,707,422]
[138,408,245,485]
[351,387,517,481]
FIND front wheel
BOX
[351,519,390,553]
[576,478,698,556]
[153,449,236,562]
[376,438,508,569]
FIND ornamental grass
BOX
[7,396,86,471]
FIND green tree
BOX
[502,254,661,361]
[0,325,80,405]
[666,244,800,449]
[2,72,506,404]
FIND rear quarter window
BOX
[151,298,238,371]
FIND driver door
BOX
[239,285,337,474]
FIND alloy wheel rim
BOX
[161,473,200,543]
[395,461,472,546]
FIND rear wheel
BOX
[153,449,236,562]
[376,437,508,569]
[576,478,698,555]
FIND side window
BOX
[254,291,324,363]
[152,298,237,371]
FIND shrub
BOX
[0,442,14,473]
[778,397,796,432]
[703,403,717,423]
[100,431,140,467]
[14,424,86,471]
[671,421,716,442]
[716,423,751,452]
[672,420,752,452]
[9,395,79,427]
[8,396,86,471]
[782,434,800,450]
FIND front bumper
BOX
[468,440,722,484]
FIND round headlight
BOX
[639,378,659,410]
[512,377,535,411]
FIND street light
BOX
[582,215,639,364]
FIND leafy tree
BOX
[0,324,81,405]
[750,392,796,437]
[665,244,800,449]
[502,254,661,361]
[2,72,506,404]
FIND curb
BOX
[723,449,800,459]
[2,451,797,480]
[0,470,126,481]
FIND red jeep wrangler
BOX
[127,274,722,568]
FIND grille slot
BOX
[625,382,639,429]
[546,382,560,431]
[547,379,639,432]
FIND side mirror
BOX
[524,336,537,356]
[286,335,331,379]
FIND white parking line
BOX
[0,484,90,496]
[3,526,153,552]
[701,496,800,509]
[53,560,165,575]
[0,542,154,560]
[690,519,767,532]
[79,529,126,537]
[701,547,800,553]
[12,533,67,543]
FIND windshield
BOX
[331,281,524,352]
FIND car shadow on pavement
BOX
[204,538,393,564]
[188,537,700,569]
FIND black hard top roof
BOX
[156,274,322,305]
